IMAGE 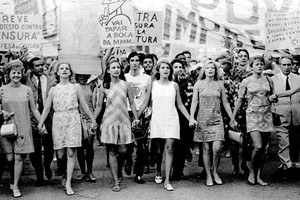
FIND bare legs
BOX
[248,131,269,185]
[202,141,223,186]
[57,147,77,194]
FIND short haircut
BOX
[28,57,43,69]
[279,55,293,64]
[171,59,184,68]
[249,56,265,68]
[5,60,25,82]
[237,48,250,59]
[142,54,154,63]
[182,51,191,56]
[127,51,140,63]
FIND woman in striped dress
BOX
[94,59,139,192]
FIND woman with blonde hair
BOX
[189,61,233,186]
[38,62,97,195]
[0,60,42,197]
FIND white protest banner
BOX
[135,11,163,45]
[42,42,58,57]
[265,11,300,50]
[99,0,136,47]
[0,14,43,51]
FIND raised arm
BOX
[99,47,113,80]
[174,82,190,121]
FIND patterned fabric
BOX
[238,77,275,133]
[0,84,34,154]
[52,83,81,150]
[100,80,134,145]
[150,81,180,139]
[78,84,94,122]
[194,81,225,142]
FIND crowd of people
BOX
[0,46,300,197]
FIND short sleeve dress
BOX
[52,83,82,150]
[150,81,180,139]
[194,80,225,142]
[0,84,34,154]
[100,80,134,145]
[238,77,274,133]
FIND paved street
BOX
[1,134,300,200]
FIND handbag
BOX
[131,121,146,140]
[0,118,17,138]
[228,130,243,144]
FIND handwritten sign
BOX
[135,11,162,46]
[98,0,136,47]
[0,14,43,51]
[265,11,300,50]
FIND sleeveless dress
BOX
[0,84,34,154]
[194,81,225,142]
[150,81,180,139]
[100,80,134,145]
[238,77,274,133]
[52,83,81,150]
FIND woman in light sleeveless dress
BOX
[94,59,139,192]
[0,60,42,197]
[190,61,233,187]
[139,60,191,191]
[38,62,97,195]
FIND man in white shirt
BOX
[271,55,300,179]
[25,57,54,186]
[124,52,151,184]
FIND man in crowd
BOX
[25,57,54,186]
[271,55,300,179]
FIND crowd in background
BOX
[0,45,300,197]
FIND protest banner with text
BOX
[265,11,300,50]
[0,14,43,51]
[99,0,136,48]
[135,11,162,46]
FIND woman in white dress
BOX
[139,60,191,191]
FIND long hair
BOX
[155,60,173,81]
[103,59,126,89]
[198,61,220,81]
[54,62,76,84]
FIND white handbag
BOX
[0,118,17,138]
[228,130,243,144]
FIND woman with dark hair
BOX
[38,62,97,195]
[231,56,274,186]
[0,60,42,197]
[94,59,139,192]
[189,61,233,187]
[139,60,191,191]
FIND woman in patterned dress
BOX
[189,61,233,187]
[231,56,274,186]
[94,59,139,192]
[38,62,97,195]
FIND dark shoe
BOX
[76,174,87,181]
[35,180,46,187]
[86,173,96,182]
[134,176,145,184]
[45,168,52,180]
